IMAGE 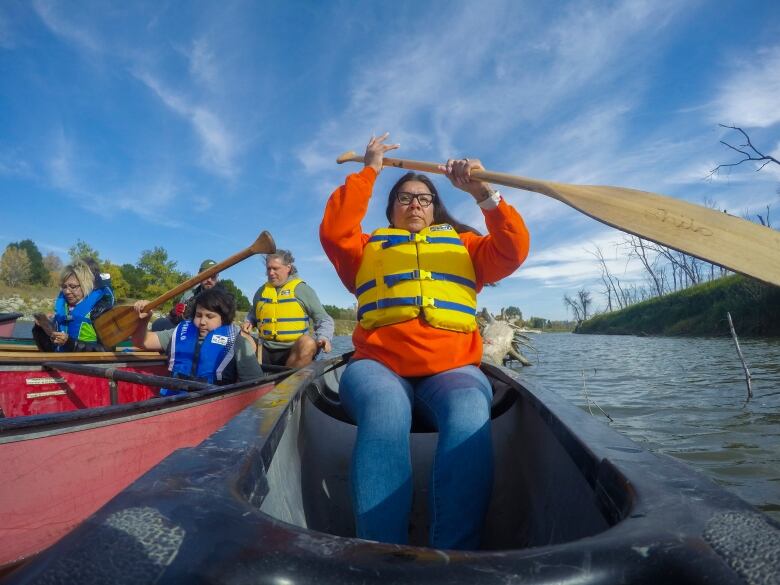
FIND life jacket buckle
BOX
[420,295,435,308]
[412,233,427,244]
[413,269,432,281]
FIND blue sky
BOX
[1,1,779,320]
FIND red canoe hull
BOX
[0,354,277,570]
[0,383,274,570]
[0,355,169,423]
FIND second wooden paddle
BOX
[94,231,276,348]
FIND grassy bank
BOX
[577,275,780,337]
[334,319,356,336]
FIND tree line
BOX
[0,239,251,311]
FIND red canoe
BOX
[0,313,22,338]
[0,350,283,572]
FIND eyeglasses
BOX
[396,192,434,208]
[61,284,81,291]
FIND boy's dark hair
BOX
[192,287,236,325]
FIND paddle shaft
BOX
[94,231,276,348]
[337,152,555,199]
[336,152,780,287]
[142,232,272,314]
[43,361,211,391]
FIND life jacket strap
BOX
[357,296,476,320]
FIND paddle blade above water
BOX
[94,305,140,348]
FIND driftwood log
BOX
[478,310,535,367]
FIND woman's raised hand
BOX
[364,133,400,173]
[439,158,493,202]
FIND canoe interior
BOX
[258,362,616,549]
[0,355,168,418]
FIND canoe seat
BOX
[305,363,518,433]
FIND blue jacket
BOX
[53,288,110,352]
[167,321,240,386]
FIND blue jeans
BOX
[339,359,494,550]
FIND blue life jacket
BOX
[164,321,239,395]
[53,288,107,351]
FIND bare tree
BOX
[564,288,592,322]
[709,124,780,178]
[589,245,619,311]
[624,236,666,297]
[563,293,583,323]
[578,289,592,320]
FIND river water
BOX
[330,333,780,522]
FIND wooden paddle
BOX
[337,152,780,288]
[94,231,276,348]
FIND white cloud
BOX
[714,45,780,128]
[514,230,648,288]
[0,9,14,49]
[134,69,238,179]
[0,148,32,177]
[32,0,102,53]
[41,128,184,227]
[188,38,220,90]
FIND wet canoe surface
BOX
[3,356,779,584]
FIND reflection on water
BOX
[330,333,780,522]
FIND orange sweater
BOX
[319,166,530,377]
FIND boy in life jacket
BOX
[132,287,264,391]
[32,260,113,352]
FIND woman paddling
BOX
[33,260,114,352]
[319,133,530,549]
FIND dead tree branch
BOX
[709,124,780,178]
[726,312,752,405]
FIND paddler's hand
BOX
[317,338,332,353]
[364,133,399,174]
[51,331,68,346]
[439,158,494,203]
[133,301,152,320]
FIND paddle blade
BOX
[542,182,780,288]
[249,231,276,255]
[94,305,140,348]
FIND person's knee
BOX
[437,385,492,435]
[294,334,317,356]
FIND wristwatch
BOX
[477,188,501,208]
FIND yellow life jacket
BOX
[255,278,310,342]
[355,224,477,333]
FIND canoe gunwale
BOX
[0,368,296,441]
[4,355,778,585]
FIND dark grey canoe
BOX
[3,354,779,585]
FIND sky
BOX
[1,0,779,320]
